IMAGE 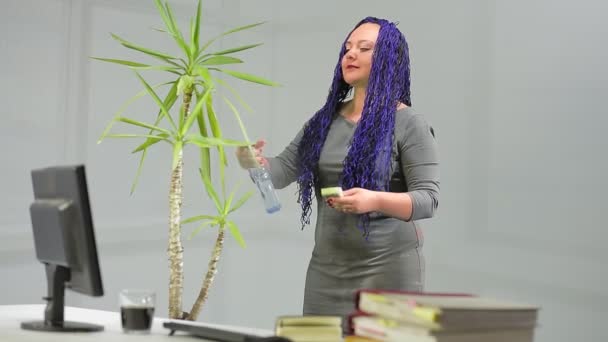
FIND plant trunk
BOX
[167,89,193,319]
[168,154,184,319]
[186,227,225,321]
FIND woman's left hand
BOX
[328,187,379,214]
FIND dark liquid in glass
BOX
[121,306,154,331]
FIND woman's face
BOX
[341,23,380,87]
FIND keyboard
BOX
[163,321,292,342]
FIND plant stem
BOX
[167,88,193,319]
[186,227,225,321]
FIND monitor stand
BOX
[21,264,104,332]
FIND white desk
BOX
[0,305,273,341]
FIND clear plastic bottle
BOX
[248,167,281,214]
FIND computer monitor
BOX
[21,165,104,332]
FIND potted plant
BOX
[94,0,277,320]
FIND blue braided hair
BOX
[296,17,411,236]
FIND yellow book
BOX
[276,326,342,342]
[275,315,343,342]
[275,315,342,328]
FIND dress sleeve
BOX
[267,127,304,189]
[398,114,440,221]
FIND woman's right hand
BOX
[235,139,267,169]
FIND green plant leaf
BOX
[131,65,183,75]
[212,68,279,87]
[196,66,213,85]
[202,43,263,58]
[228,191,254,214]
[153,0,186,57]
[222,95,252,142]
[131,150,149,195]
[163,1,183,37]
[183,137,209,148]
[99,118,120,144]
[131,133,170,153]
[151,27,167,33]
[129,80,179,195]
[191,0,202,53]
[188,219,218,240]
[110,33,177,62]
[226,220,246,248]
[205,97,227,194]
[116,116,172,135]
[193,90,212,182]
[91,57,182,74]
[178,98,186,131]
[105,134,168,139]
[91,57,150,68]
[205,97,224,147]
[134,71,178,131]
[177,76,185,95]
[219,21,267,36]
[199,168,222,213]
[200,56,243,66]
[186,135,249,147]
[223,181,242,215]
[212,76,253,112]
[199,144,211,181]
[182,214,216,225]
[163,0,191,59]
[223,95,260,167]
[182,86,212,137]
[160,79,181,119]
[189,17,196,57]
[172,140,183,171]
[98,81,175,143]
[199,21,266,55]
[153,0,172,32]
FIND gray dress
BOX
[267,107,440,324]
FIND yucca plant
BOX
[94,0,277,320]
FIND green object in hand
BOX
[321,187,343,198]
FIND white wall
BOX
[1,0,607,341]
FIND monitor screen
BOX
[23,165,104,332]
[30,165,103,296]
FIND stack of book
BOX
[346,290,540,342]
[275,315,343,342]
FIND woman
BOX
[237,17,439,323]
